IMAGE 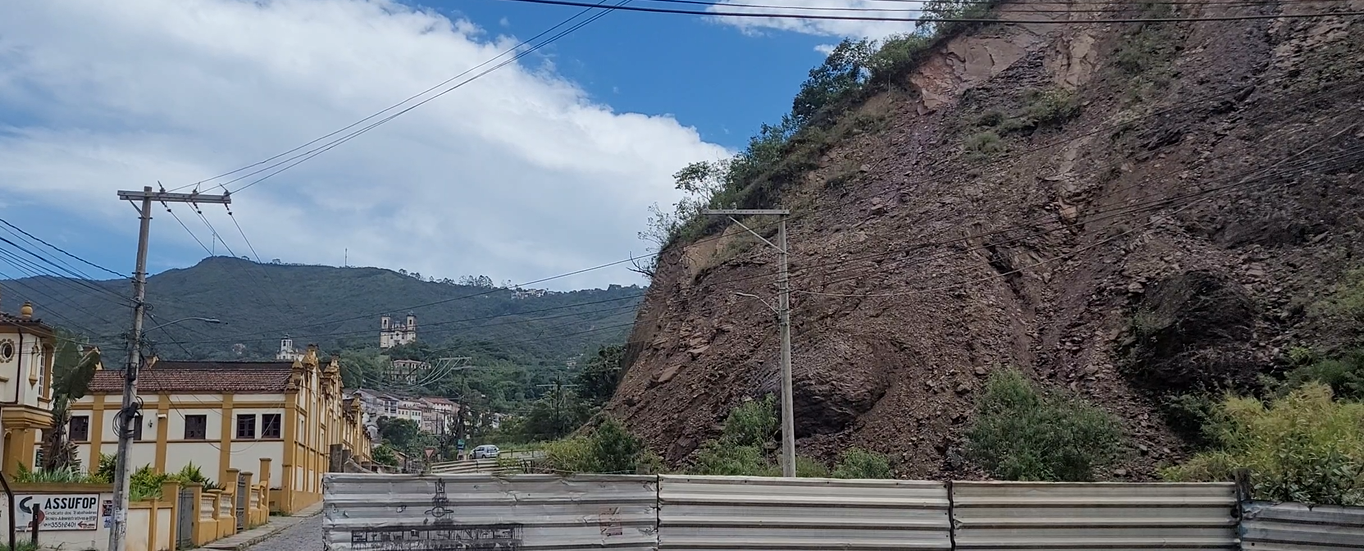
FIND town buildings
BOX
[0,299,55,476]
[66,345,371,514]
[275,337,304,361]
[379,314,416,349]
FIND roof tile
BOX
[88,360,294,394]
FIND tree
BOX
[372,445,398,467]
[40,340,101,472]
[377,417,420,450]
[575,345,625,405]
[791,39,874,125]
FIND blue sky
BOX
[422,0,831,150]
[0,0,909,290]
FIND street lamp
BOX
[108,315,221,551]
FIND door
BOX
[177,487,195,548]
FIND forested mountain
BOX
[2,256,642,364]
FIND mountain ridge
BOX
[1,256,643,363]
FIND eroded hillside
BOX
[606,0,1364,479]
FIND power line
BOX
[501,0,1364,22]
[172,0,630,195]
[0,217,128,279]
[637,0,1354,14]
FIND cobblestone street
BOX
[242,514,324,551]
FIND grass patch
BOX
[832,448,895,479]
[964,131,1004,159]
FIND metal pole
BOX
[776,218,795,478]
[109,187,229,551]
[699,208,795,477]
[109,186,152,551]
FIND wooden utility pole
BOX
[700,208,794,477]
[109,187,229,551]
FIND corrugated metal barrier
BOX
[323,473,659,550]
[951,481,1240,550]
[1241,501,1364,551]
[657,475,951,550]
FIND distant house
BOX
[66,346,371,514]
[419,397,458,435]
[0,298,55,477]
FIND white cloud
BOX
[814,43,837,55]
[709,0,923,38]
[0,0,729,289]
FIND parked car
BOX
[471,444,500,459]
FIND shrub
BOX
[692,444,768,476]
[1312,268,1364,326]
[1161,384,1364,506]
[14,464,95,484]
[833,448,895,479]
[542,417,658,474]
[1023,89,1081,127]
[964,131,1004,157]
[1160,392,1219,448]
[965,370,1122,481]
[866,33,934,83]
[720,396,779,448]
[1283,349,1364,401]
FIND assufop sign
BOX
[12,494,102,531]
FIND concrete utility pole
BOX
[700,208,794,478]
[110,187,230,551]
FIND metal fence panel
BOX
[1241,502,1364,551]
[658,475,951,550]
[952,482,1239,550]
[323,473,659,551]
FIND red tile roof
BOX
[87,360,294,394]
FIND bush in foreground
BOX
[966,370,1122,481]
[1162,383,1364,506]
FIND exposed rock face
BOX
[608,1,1364,479]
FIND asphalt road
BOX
[243,514,323,551]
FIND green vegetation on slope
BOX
[965,370,1122,482]
[2,256,643,364]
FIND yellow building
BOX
[68,345,371,513]
[0,300,55,477]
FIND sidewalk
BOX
[203,502,324,551]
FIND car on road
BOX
[471,444,500,459]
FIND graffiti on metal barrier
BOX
[349,525,522,550]
[425,478,455,520]
[598,506,623,537]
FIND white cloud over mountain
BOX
[0,0,728,289]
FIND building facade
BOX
[275,338,304,361]
[379,314,416,349]
[67,346,371,513]
[0,299,54,477]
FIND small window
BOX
[261,414,282,439]
[69,415,90,442]
[184,415,208,440]
[236,414,256,439]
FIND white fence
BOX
[952,482,1239,550]
[1241,501,1364,551]
[658,475,951,550]
[322,474,1363,551]
[323,473,657,551]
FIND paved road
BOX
[243,514,323,551]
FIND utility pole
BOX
[701,208,794,478]
[110,186,230,551]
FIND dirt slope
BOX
[607,0,1364,479]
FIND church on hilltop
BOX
[380,313,416,349]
